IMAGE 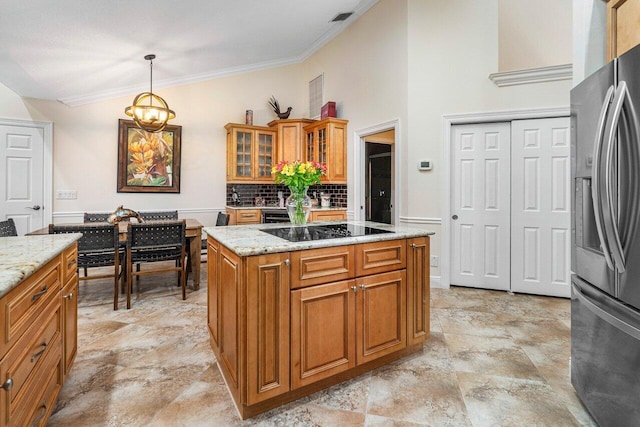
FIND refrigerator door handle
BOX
[573,282,640,341]
[592,85,616,271]
[602,82,628,273]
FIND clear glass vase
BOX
[286,186,311,225]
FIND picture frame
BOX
[117,119,182,193]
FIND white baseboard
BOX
[430,275,447,289]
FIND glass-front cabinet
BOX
[226,123,275,182]
[304,118,348,184]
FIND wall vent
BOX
[309,74,324,119]
[331,12,354,22]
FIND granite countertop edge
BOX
[0,234,82,298]
[204,220,435,257]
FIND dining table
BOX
[29,218,204,290]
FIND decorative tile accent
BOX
[226,183,348,208]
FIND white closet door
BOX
[451,123,511,291]
[510,118,570,297]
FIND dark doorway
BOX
[366,142,392,224]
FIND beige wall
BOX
[498,0,573,71]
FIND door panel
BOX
[451,123,511,291]
[0,124,45,235]
[511,118,571,297]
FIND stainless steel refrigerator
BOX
[571,43,640,426]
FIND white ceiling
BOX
[0,0,377,106]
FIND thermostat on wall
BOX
[418,160,432,171]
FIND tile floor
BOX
[48,266,597,426]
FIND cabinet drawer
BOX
[290,246,354,289]
[236,209,261,224]
[1,297,61,427]
[61,244,78,283]
[355,240,406,277]
[26,356,62,427]
[1,259,60,351]
[309,210,346,222]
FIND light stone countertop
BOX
[204,220,435,257]
[0,234,81,298]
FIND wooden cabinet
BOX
[207,235,429,419]
[225,123,276,182]
[269,119,315,164]
[407,237,430,345]
[291,280,356,388]
[227,208,261,225]
[607,0,640,61]
[309,209,346,222]
[0,243,78,427]
[304,118,348,183]
[246,253,290,404]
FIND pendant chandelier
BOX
[125,54,175,133]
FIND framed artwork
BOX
[117,119,182,193]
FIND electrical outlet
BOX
[430,255,439,267]
[56,190,77,200]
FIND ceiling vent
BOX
[331,12,354,22]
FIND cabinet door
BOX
[233,129,253,180]
[327,121,347,183]
[407,237,430,345]
[254,130,275,181]
[356,270,406,365]
[305,129,316,163]
[607,0,640,61]
[207,238,220,353]
[61,273,78,378]
[219,246,243,403]
[246,253,290,404]
[291,280,356,389]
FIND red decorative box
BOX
[321,101,336,119]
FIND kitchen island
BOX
[0,234,80,426]
[204,221,434,419]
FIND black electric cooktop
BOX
[260,223,393,242]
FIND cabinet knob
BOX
[351,286,357,293]
[1,378,13,391]
[359,284,366,291]
[284,259,290,267]
[409,243,417,248]
[64,293,74,300]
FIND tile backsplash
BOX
[227,184,347,208]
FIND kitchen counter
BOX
[204,220,434,256]
[0,234,81,298]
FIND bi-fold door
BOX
[450,117,570,297]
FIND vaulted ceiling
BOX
[0,0,377,106]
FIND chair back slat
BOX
[83,212,111,223]
[49,223,119,253]
[216,212,230,226]
[0,218,18,237]
[140,211,179,221]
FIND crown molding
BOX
[488,64,572,87]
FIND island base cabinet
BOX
[291,280,356,389]
[246,253,290,405]
[357,270,406,365]
[407,237,430,345]
[207,238,220,354]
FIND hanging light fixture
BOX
[125,54,175,133]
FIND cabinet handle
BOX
[31,401,47,426]
[284,259,290,267]
[31,287,48,301]
[67,258,77,269]
[359,284,366,291]
[409,243,417,248]
[351,286,357,293]
[0,378,13,391]
[31,342,48,362]
[64,292,74,300]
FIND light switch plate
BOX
[56,190,77,200]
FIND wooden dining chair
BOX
[0,218,18,237]
[140,210,178,221]
[49,223,123,310]
[125,220,187,309]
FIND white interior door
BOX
[0,124,46,235]
[451,123,511,291]
[510,118,570,297]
